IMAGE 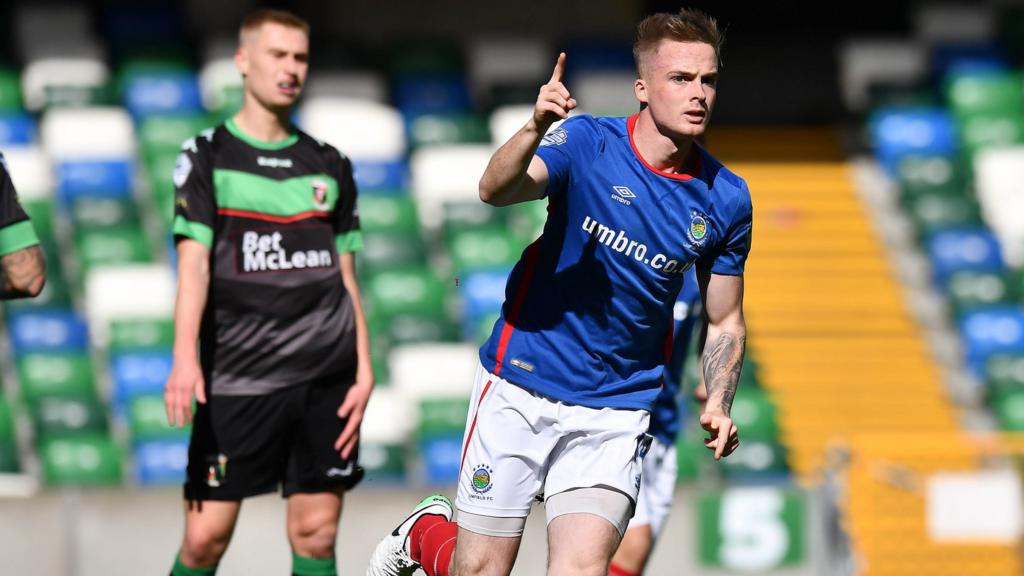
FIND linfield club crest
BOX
[311,179,330,210]
[470,464,494,494]
[687,212,709,247]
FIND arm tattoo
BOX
[703,332,745,414]
[0,245,45,299]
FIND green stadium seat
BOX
[70,197,140,231]
[108,317,175,352]
[729,387,778,443]
[959,113,1024,157]
[0,395,15,443]
[0,441,18,473]
[442,201,507,237]
[366,267,449,319]
[138,114,213,160]
[897,155,966,201]
[409,113,490,148]
[73,226,153,282]
[447,226,522,272]
[473,311,501,344]
[904,192,983,240]
[986,354,1024,399]
[720,440,789,477]
[43,83,112,110]
[946,72,1024,119]
[359,196,421,235]
[40,435,122,486]
[389,43,463,76]
[16,352,95,405]
[359,230,427,274]
[992,388,1024,432]
[359,442,408,481]
[866,84,940,110]
[418,397,469,439]
[0,68,22,110]
[128,395,188,442]
[506,201,548,243]
[385,313,459,345]
[30,394,108,442]
[944,270,1015,318]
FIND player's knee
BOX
[288,514,338,557]
[182,523,232,566]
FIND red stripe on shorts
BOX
[459,377,494,474]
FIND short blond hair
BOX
[239,8,310,45]
[633,8,722,78]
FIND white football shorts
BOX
[455,361,651,522]
[626,436,678,537]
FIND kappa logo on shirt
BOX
[257,156,293,169]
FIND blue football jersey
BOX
[650,268,702,445]
[479,114,752,411]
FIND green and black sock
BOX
[170,552,218,576]
[292,552,336,576]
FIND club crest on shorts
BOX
[686,211,710,248]
[470,464,494,494]
[311,178,330,210]
[206,454,228,487]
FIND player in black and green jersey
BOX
[164,10,373,576]
[0,152,44,299]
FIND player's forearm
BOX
[172,248,210,364]
[479,121,547,207]
[0,245,45,299]
[702,316,745,416]
[339,254,373,384]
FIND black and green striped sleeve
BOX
[172,137,215,249]
[0,154,40,256]
[333,152,363,254]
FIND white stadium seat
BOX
[410,145,492,230]
[389,343,478,401]
[198,56,242,113]
[913,3,996,45]
[21,57,110,112]
[84,264,176,347]
[974,147,1024,268]
[298,97,406,160]
[837,38,928,112]
[40,107,135,160]
[1,146,53,200]
[572,70,639,117]
[488,104,576,148]
[361,387,416,444]
[303,70,388,103]
[467,36,551,96]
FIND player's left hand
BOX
[334,371,373,459]
[700,408,739,460]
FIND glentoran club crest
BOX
[206,454,228,487]
[311,178,330,210]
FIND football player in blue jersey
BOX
[369,8,749,576]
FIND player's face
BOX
[635,40,718,140]
[236,22,309,111]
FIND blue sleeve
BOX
[533,115,603,199]
[705,185,753,276]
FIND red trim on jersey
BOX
[660,316,675,390]
[492,239,542,376]
[216,208,331,223]
[626,114,702,181]
[459,377,494,473]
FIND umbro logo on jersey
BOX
[611,185,635,206]
[257,156,294,168]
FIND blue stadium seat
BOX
[931,42,1009,80]
[418,434,462,486]
[870,107,957,175]
[123,71,203,118]
[460,269,509,340]
[960,307,1024,377]
[133,438,188,486]
[393,76,472,118]
[562,40,636,78]
[352,159,407,194]
[7,310,89,355]
[926,227,1005,285]
[56,159,134,203]
[0,112,36,145]
[110,350,173,410]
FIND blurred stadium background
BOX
[1,0,1024,574]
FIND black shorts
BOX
[184,374,364,501]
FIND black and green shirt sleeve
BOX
[332,152,362,254]
[0,154,40,256]
[172,138,216,249]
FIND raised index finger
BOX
[550,52,567,83]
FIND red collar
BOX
[626,114,702,181]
